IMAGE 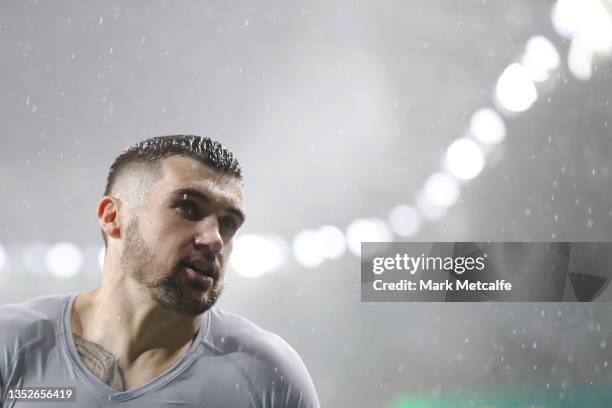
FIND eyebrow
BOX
[171,187,246,224]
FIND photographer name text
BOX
[372,279,512,291]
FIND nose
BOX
[194,216,224,258]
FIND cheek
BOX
[153,214,193,241]
[149,228,194,260]
[137,213,166,242]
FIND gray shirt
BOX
[0,294,320,407]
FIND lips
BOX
[181,260,217,281]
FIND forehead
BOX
[155,155,244,207]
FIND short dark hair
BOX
[101,135,242,245]
[104,135,242,196]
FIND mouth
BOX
[180,260,217,281]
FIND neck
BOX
[72,274,202,365]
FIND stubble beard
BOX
[120,218,224,316]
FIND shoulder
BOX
[204,307,320,408]
[206,307,291,355]
[0,294,69,347]
[206,307,309,371]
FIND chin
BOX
[149,276,224,316]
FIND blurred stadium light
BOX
[45,242,83,279]
[230,234,287,277]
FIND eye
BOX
[177,199,200,218]
[219,216,238,234]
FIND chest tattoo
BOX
[73,334,127,391]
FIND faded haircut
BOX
[101,135,242,246]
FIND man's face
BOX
[119,155,245,315]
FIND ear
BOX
[97,196,122,241]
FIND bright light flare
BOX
[522,36,561,81]
[388,205,421,237]
[416,191,448,221]
[552,0,585,38]
[230,234,287,277]
[495,63,538,113]
[317,225,346,259]
[446,139,485,180]
[423,172,461,208]
[45,242,83,279]
[24,242,50,277]
[569,39,596,80]
[469,108,506,145]
[552,0,612,55]
[346,218,393,256]
[292,230,326,269]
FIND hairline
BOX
[106,152,242,197]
